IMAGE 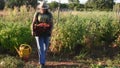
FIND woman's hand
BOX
[31,31,35,36]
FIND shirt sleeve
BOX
[49,13,53,32]
[49,13,53,23]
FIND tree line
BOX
[0,0,120,11]
[0,0,37,9]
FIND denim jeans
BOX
[35,36,49,64]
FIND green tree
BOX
[0,0,5,10]
[68,0,80,10]
[60,4,68,9]
[6,0,37,8]
[7,0,30,8]
[68,0,80,3]
[49,1,58,10]
[85,0,114,11]
[85,0,95,9]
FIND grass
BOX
[0,54,120,68]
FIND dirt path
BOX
[27,59,81,68]
[27,48,83,68]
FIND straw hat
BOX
[37,1,49,9]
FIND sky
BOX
[47,0,120,4]
[115,0,120,3]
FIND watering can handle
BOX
[20,44,32,53]
[27,45,32,53]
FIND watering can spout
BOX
[14,46,24,58]
[14,46,19,53]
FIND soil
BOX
[25,42,83,68]
[26,52,82,68]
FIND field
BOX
[0,6,120,68]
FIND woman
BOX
[31,1,53,67]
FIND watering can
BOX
[14,44,32,60]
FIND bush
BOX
[6,0,37,8]
[0,21,32,52]
[48,1,59,11]
[0,0,5,10]
[0,6,34,54]
[0,55,24,68]
[50,11,120,54]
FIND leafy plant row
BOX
[0,6,34,53]
[50,11,120,54]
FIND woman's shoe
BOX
[41,64,45,68]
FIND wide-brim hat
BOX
[37,1,49,9]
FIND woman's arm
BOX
[31,12,37,35]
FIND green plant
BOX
[0,55,24,68]
[0,55,42,68]
[24,62,40,68]
[90,64,103,68]
[0,7,34,54]
[113,54,120,65]
[51,11,120,55]
[75,48,88,59]
[6,0,37,8]
[0,0,5,10]
[106,59,113,67]
[0,21,33,53]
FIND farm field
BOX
[0,7,120,68]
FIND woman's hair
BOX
[45,9,49,13]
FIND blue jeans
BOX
[35,36,49,64]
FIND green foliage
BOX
[0,21,32,52]
[113,54,120,65]
[49,1,58,10]
[0,6,34,53]
[75,48,88,59]
[0,55,41,68]
[24,62,41,68]
[90,59,120,68]
[60,4,68,9]
[48,1,83,11]
[6,0,37,8]
[68,0,81,11]
[51,11,120,54]
[85,0,114,11]
[0,0,5,10]
[49,2,69,10]
[68,0,80,3]
[90,64,103,68]
[6,0,23,8]
[0,55,24,68]
[68,3,80,10]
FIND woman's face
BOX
[38,8,47,14]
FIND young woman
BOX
[31,1,53,67]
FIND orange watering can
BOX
[14,44,32,61]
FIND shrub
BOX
[0,21,33,53]
[50,11,120,54]
[0,55,24,68]
[5,0,37,8]
[0,0,5,10]
[0,6,34,54]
